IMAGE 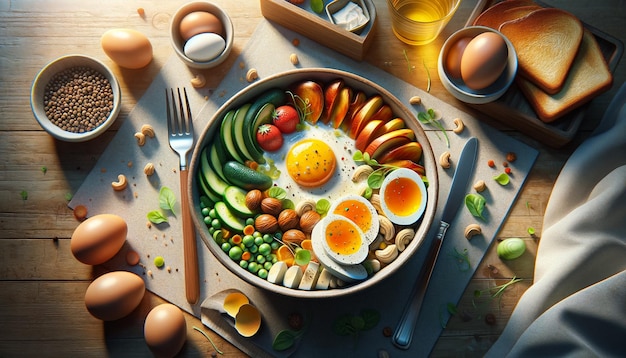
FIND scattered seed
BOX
[487,159,495,168]
[506,152,517,162]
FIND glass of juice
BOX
[387,0,462,45]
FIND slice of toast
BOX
[499,8,584,94]
[516,29,613,122]
[472,0,539,29]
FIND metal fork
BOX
[166,88,199,304]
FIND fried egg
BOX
[262,123,366,203]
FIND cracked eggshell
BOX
[310,220,368,282]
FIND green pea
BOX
[242,235,255,247]
[249,245,258,254]
[239,260,248,269]
[209,208,217,219]
[274,232,282,240]
[212,229,223,242]
[211,218,221,230]
[254,236,264,246]
[204,216,212,225]
[200,196,211,208]
[248,262,260,273]
[258,243,271,256]
[263,261,273,270]
[221,242,231,252]
[153,256,165,268]
[263,234,273,243]
[257,268,268,279]
[253,231,262,238]
[229,246,243,261]
[245,217,255,226]
[270,241,280,250]
[201,207,210,216]
[256,255,266,264]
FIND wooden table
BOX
[1,0,624,356]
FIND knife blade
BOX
[392,136,478,350]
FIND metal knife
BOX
[392,136,478,350]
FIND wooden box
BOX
[259,0,377,61]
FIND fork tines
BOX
[166,87,193,136]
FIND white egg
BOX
[263,123,367,203]
[310,216,369,283]
[183,32,225,62]
[379,168,427,225]
[328,194,379,244]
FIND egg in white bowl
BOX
[310,219,368,282]
[379,167,427,225]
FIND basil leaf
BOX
[294,249,311,266]
[493,173,510,186]
[360,309,380,330]
[147,210,168,224]
[316,199,330,216]
[311,0,324,14]
[465,193,486,220]
[272,330,297,351]
[159,186,176,212]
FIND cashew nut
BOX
[141,124,155,138]
[369,194,385,215]
[111,174,128,191]
[289,53,299,65]
[452,118,465,134]
[375,244,398,264]
[134,132,146,146]
[409,96,422,105]
[295,199,316,217]
[395,228,415,252]
[190,74,206,88]
[369,233,384,251]
[439,151,451,169]
[352,164,374,182]
[473,180,486,192]
[363,259,381,274]
[378,215,396,243]
[144,162,155,176]
[246,68,258,82]
[464,223,482,240]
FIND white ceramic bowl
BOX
[438,26,518,104]
[188,68,439,299]
[30,54,121,142]
[170,1,234,69]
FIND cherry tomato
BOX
[272,105,300,134]
[256,124,284,152]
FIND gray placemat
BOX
[70,19,538,357]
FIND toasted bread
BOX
[472,0,539,29]
[499,8,584,94]
[516,30,613,122]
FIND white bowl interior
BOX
[170,2,234,69]
[189,68,439,299]
[438,26,518,104]
[30,54,121,142]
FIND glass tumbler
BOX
[387,0,462,45]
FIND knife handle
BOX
[392,221,450,349]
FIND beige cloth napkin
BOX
[487,82,626,357]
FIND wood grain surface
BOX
[1,0,624,356]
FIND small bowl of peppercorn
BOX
[30,54,121,142]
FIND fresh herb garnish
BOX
[473,276,523,305]
[147,210,168,224]
[333,309,380,349]
[450,247,471,272]
[493,173,510,186]
[294,248,311,266]
[417,109,449,148]
[273,329,302,351]
[20,190,28,201]
[158,186,176,213]
[423,59,431,93]
[193,326,224,355]
[316,198,331,216]
[465,193,486,221]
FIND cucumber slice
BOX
[222,160,273,191]
[231,103,256,162]
[214,201,245,232]
[209,139,228,182]
[223,186,254,218]
[249,102,275,153]
[197,170,221,203]
[200,147,229,196]
[220,110,245,164]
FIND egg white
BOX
[328,194,380,245]
[262,123,367,204]
[379,167,427,225]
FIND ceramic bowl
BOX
[438,26,518,104]
[170,1,234,69]
[30,54,121,142]
[188,68,439,299]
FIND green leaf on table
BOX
[159,186,176,213]
[147,210,168,224]
[360,309,380,330]
[465,193,486,220]
[272,329,298,351]
[310,0,324,14]
[493,173,510,186]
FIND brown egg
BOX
[101,29,153,69]
[71,213,127,265]
[179,11,224,42]
[84,271,145,321]
[445,37,472,79]
[460,32,509,90]
[144,304,187,358]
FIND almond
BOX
[299,210,321,234]
[245,189,263,212]
[255,214,278,234]
[261,197,282,216]
[278,209,299,231]
[282,229,306,244]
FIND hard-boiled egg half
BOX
[310,219,368,282]
[379,168,427,225]
[328,194,379,244]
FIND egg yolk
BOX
[285,139,336,187]
[325,219,362,255]
[384,177,422,217]
[333,199,372,233]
